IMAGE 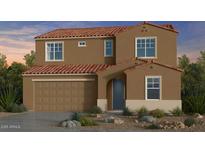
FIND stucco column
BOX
[97,76,107,111]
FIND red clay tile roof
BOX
[35,26,129,39]
[23,64,112,75]
[35,22,177,39]
[133,59,183,72]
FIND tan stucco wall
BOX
[35,38,115,65]
[126,100,182,112]
[23,75,97,111]
[125,63,181,100]
[116,24,178,66]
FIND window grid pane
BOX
[105,40,113,56]
[137,38,156,58]
[146,77,160,99]
[47,42,63,61]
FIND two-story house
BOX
[23,22,182,112]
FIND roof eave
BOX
[34,35,115,40]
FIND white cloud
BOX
[0,37,34,49]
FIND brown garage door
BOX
[33,81,97,112]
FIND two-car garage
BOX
[23,76,98,112]
[23,64,110,112]
[33,79,97,112]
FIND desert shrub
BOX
[79,117,97,126]
[88,106,102,114]
[170,107,183,116]
[146,123,161,129]
[0,106,5,112]
[182,95,205,114]
[137,106,149,117]
[72,112,81,121]
[122,107,133,116]
[0,86,20,111]
[7,104,27,113]
[150,109,165,118]
[184,118,196,127]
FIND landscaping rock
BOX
[61,121,68,127]
[114,118,124,125]
[104,116,115,123]
[89,114,97,117]
[60,120,81,128]
[158,120,185,130]
[194,113,203,119]
[135,119,139,124]
[140,116,156,123]
[72,120,81,127]
[97,114,102,118]
[67,121,76,128]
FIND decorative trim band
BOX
[32,78,95,82]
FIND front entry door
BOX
[113,79,124,110]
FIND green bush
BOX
[0,86,20,111]
[0,106,5,112]
[170,107,183,116]
[150,109,165,118]
[79,117,97,126]
[88,106,102,114]
[146,123,161,129]
[7,104,27,113]
[137,106,149,117]
[182,95,205,114]
[122,107,133,116]
[184,118,196,127]
[72,112,81,121]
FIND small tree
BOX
[7,62,26,104]
[0,53,8,86]
[178,54,190,70]
[197,50,205,68]
[23,50,36,68]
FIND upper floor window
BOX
[45,42,63,61]
[104,39,113,57]
[136,37,157,58]
[78,41,86,47]
[145,76,161,100]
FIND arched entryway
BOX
[107,75,126,110]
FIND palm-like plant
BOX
[0,86,20,111]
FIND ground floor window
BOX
[145,76,161,100]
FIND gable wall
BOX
[116,24,178,66]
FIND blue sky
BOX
[0,21,204,64]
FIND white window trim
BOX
[135,36,157,59]
[45,41,64,62]
[78,41,86,47]
[104,39,113,57]
[145,76,162,101]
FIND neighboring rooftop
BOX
[35,22,178,39]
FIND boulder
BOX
[97,114,102,118]
[60,120,81,128]
[72,120,81,127]
[105,116,115,123]
[177,121,185,129]
[61,121,68,127]
[135,119,139,124]
[67,121,76,128]
[194,113,203,119]
[140,116,156,123]
[114,118,124,125]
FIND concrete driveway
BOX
[0,112,74,132]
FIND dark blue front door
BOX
[113,79,124,110]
